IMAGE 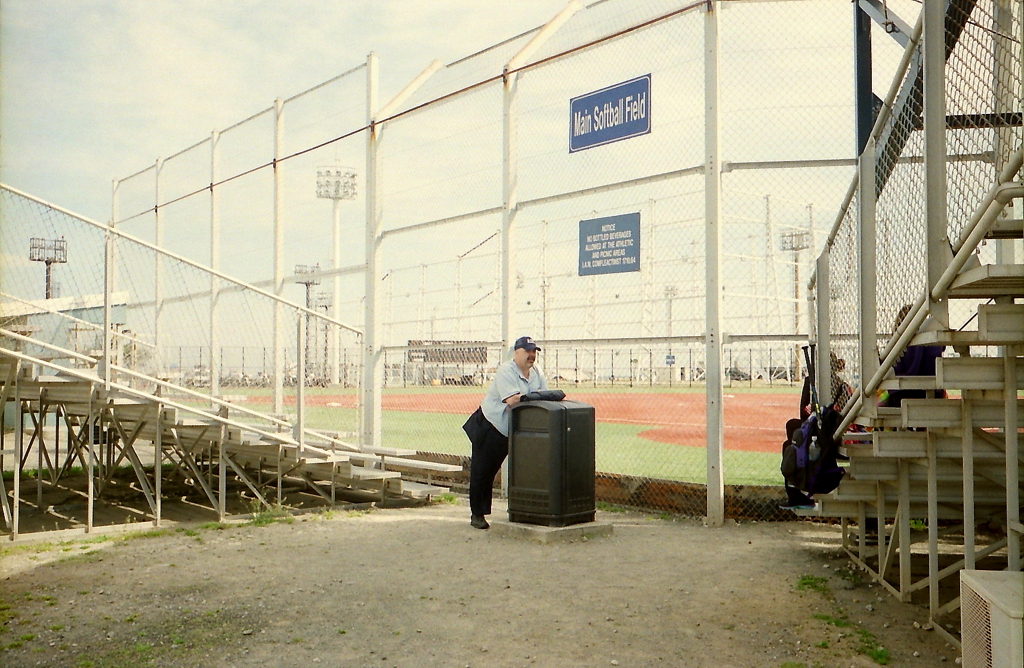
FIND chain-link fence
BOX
[814,0,1021,416]
[5,0,902,521]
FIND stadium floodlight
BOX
[316,165,358,201]
[316,164,357,386]
[29,237,68,299]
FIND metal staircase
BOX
[804,200,1023,646]
[799,1,1022,648]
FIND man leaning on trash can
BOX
[467,336,548,530]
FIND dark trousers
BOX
[469,420,508,517]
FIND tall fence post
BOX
[273,97,285,415]
[857,136,877,418]
[923,0,949,327]
[704,0,724,527]
[297,315,306,454]
[155,157,164,385]
[501,67,519,359]
[210,131,221,402]
[815,250,831,407]
[362,52,382,450]
[104,182,115,391]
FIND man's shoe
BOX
[470,515,489,530]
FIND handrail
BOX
[0,346,302,449]
[832,163,1024,439]
[0,326,361,453]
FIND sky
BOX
[0,0,562,222]
[0,0,924,348]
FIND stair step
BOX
[872,430,1008,459]
[398,480,452,498]
[801,498,972,520]
[947,263,1024,299]
[937,356,1024,390]
[347,465,402,481]
[847,456,1008,482]
[912,329,1024,348]
[979,303,1024,339]
[832,479,1011,505]
[986,216,1023,239]
[878,376,937,391]
[902,398,1024,428]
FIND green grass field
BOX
[170,385,793,486]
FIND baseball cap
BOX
[514,336,540,352]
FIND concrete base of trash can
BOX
[488,519,613,543]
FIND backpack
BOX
[780,407,845,505]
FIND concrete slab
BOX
[488,519,613,543]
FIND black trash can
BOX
[507,400,595,527]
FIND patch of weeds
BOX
[318,509,336,520]
[0,604,16,628]
[855,628,889,665]
[49,625,64,631]
[344,509,369,519]
[120,529,170,542]
[75,659,95,667]
[124,615,136,623]
[812,613,852,628]
[778,663,807,668]
[595,501,628,513]
[833,567,860,584]
[433,493,458,505]
[813,640,828,648]
[60,551,103,566]
[723,623,735,631]
[198,522,228,531]
[796,575,831,596]
[0,541,57,558]
[181,529,199,537]
[289,636,304,644]
[337,629,347,635]
[908,519,926,531]
[18,633,35,641]
[248,505,292,527]
[5,640,24,649]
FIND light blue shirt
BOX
[481,359,548,437]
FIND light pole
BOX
[29,237,68,299]
[295,264,321,386]
[780,229,810,381]
[316,164,358,385]
[664,284,677,385]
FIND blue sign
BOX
[579,213,641,276]
[569,75,651,153]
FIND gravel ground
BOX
[1,498,957,668]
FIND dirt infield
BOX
[272,390,797,454]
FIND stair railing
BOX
[829,156,1022,440]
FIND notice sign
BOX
[569,74,651,152]
[579,212,640,276]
